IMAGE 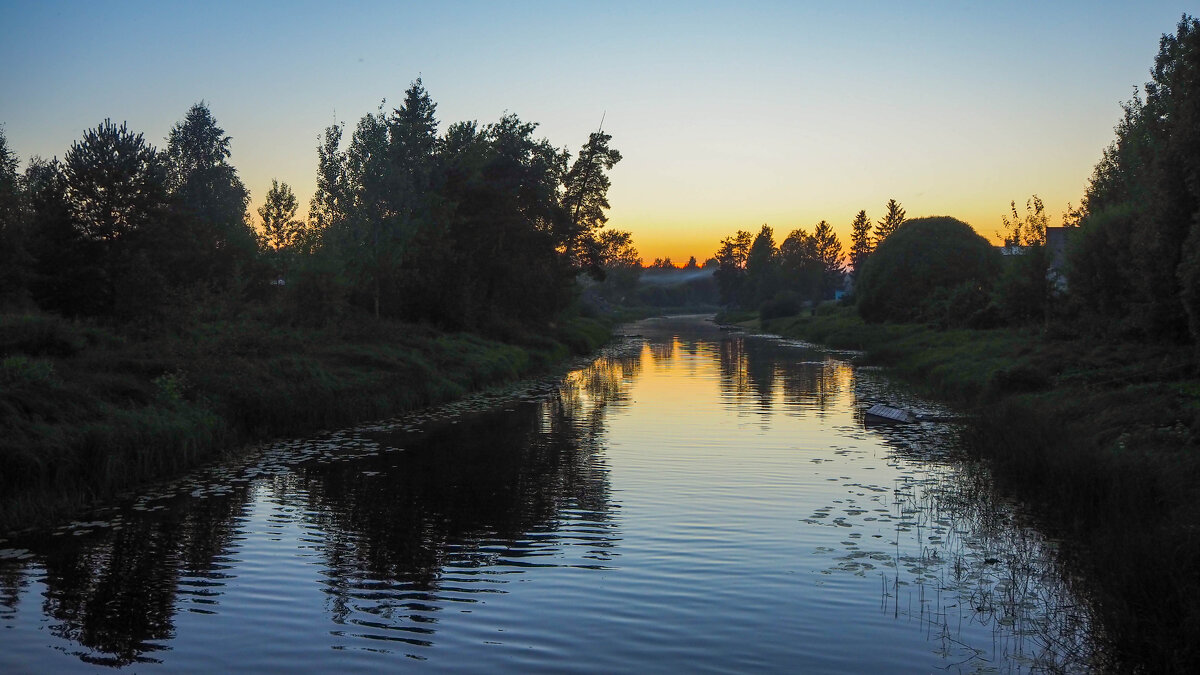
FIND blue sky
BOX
[1,1,1192,261]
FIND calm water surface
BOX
[0,316,1096,672]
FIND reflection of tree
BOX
[0,562,22,617]
[560,346,642,437]
[36,487,250,666]
[717,335,849,413]
[10,345,637,665]
[718,337,757,404]
[294,356,624,647]
[778,358,848,414]
[648,338,674,363]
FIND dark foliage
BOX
[0,127,31,309]
[1071,15,1200,343]
[856,216,1000,324]
[714,222,844,311]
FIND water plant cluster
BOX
[760,305,1200,671]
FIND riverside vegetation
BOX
[712,15,1200,672]
[0,80,621,531]
[754,304,1199,672]
[0,310,610,532]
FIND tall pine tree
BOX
[849,209,873,279]
[875,199,906,245]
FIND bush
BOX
[760,291,802,320]
[987,363,1051,396]
[857,216,1000,324]
[0,313,120,356]
[922,280,994,328]
[1066,204,1141,336]
[0,354,56,384]
[992,245,1052,325]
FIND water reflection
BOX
[830,376,1096,671]
[0,354,627,667]
[297,400,617,647]
[0,317,1098,671]
[718,333,849,413]
[30,484,251,666]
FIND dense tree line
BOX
[1068,14,1200,343]
[0,109,261,320]
[713,209,890,315]
[710,195,920,317]
[717,14,1200,339]
[0,80,622,332]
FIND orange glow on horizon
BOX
[616,202,1035,264]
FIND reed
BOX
[761,305,1200,671]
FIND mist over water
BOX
[637,268,715,285]
[0,316,1096,672]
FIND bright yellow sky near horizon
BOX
[1,1,1192,264]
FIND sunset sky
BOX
[0,1,1192,263]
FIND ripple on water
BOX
[0,318,1098,673]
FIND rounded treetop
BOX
[856,216,1000,323]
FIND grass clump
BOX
[763,304,1200,672]
[0,311,613,531]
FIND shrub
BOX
[857,216,1000,324]
[760,291,802,320]
[992,245,1052,325]
[0,354,56,384]
[0,314,102,356]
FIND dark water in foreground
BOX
[0,316,1096,672]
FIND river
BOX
[0,315,1097,672]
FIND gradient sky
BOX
[0,1,1192,263]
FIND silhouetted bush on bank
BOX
[759,291,803,321]
[856,216,1000,325]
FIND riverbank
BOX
[754,305,1200,673]
[0,311,612,534]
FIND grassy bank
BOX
[0,312,612,533]
[759,305,1200,672]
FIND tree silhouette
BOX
[309,122,348,235]
[875,198,906,245]
[0,126,30,308]
[849,209,873,279]
[1000,195,1047,247]
[258,179,301,250]
[61,120,173,316]
[594,229,641,300]
[163,102,256,281]
[387,77,438,213]
[65,119,166,243]
[562,128,622,270]
[811,219,845,297]
[1072,14,1200,341]
[744,224,778,307]
[779,227,822,305]
[714,230,753,306]
[858,217,999,325]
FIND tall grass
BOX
[764,305,1200,672]
[0,311,612,531]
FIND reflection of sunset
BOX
[594,330,867,475]
[570,334,860,427]
[0,318,1093,672]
